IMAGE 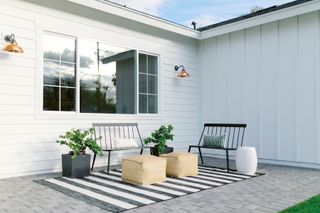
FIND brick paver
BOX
[0,157,319,213]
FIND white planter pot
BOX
[236,147,257,175]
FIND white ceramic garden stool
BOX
[236,147,257,175]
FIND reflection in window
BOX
[79,39,136,114]
[139,54,158,114]
[42,32,159,114]
[43,33,76,111]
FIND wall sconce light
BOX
[2,34,24,53]
[174,65,190,78]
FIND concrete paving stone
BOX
[251,210,270,213]
[0,157,320,213]
[255,207,276,213]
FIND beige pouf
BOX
[122,155,166,186]
[160,152,198,177]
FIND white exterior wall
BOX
[0,0,200,178]
[200,11,320,168]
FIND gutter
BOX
[66,0,200,39]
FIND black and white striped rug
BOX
[36,166,263,212]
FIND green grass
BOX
[279,194,320,213]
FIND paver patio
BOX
[0,157,319,213]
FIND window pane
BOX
[80,83,116,113]
[148,75,157,94]
[139,54,147,73]
[43,34,59,61]
[43,86,59,111]
[61,45,76,63]
[43,33,76,112]
[43,60,59,86]
[79,39,135,114]
[148,95,158,114]
[138,54,158,114]
[139,74,147,93]
[61,88,75,111]
[43,34,75,63]
[61,62,76,87]
[79,40,98,72]
[148,55,158,75]
[139,94,147,113]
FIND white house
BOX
[1,0,320,179]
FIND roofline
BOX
[101,0,195,30]
[200,0,320,39]
[66,0,319,41]
[198,0,314,31]
[66,0,200,39]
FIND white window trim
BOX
[35,29,161,119]
[137,51,160,115]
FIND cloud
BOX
[108,0,172,16]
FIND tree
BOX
[250,6,264,13]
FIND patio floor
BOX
[1,157,320,213]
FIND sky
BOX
[108,0,293,28]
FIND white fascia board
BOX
[201,0,320,39]
[66,0,200,39]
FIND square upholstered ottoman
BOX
[160,152,198,177]
[122,155,166,185]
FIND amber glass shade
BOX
[174,65,190,78]
[3,42,24,53]
[177,69,190,78]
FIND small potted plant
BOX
[57,128,102,178]
[144,125,174,156]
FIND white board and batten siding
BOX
[1,0,320,179]
[0,0,200,179]
[201,10,320,168]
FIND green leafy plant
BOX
[57,128,102,159]
[144,125,174,155]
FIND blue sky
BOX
[109,0,293,28]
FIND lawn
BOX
[279,194,320,213]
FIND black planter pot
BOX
[150,146,174,156]
[62,154,90,178]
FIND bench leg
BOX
[226,149,230,173]
[188,146,191,152]
[91,153,96,171]
[140,148,143,155]
[107,151,111,175]
[198,147,204,164]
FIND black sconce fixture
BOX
[2,34,24,53]
[174,65,190,78]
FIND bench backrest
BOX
[198,123,247,149]
[92,123,144,150]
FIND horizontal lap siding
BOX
[0,0,200,178]
[200,11,320,167]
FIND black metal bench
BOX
[188,123,247,172]
[91,123,148,174]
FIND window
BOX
[43,34,76,111]
[139,54,158,114]
[79,39,136,114]
[42,32,158,114]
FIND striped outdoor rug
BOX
[36,166,263,212]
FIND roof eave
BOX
[66,0,200,39]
